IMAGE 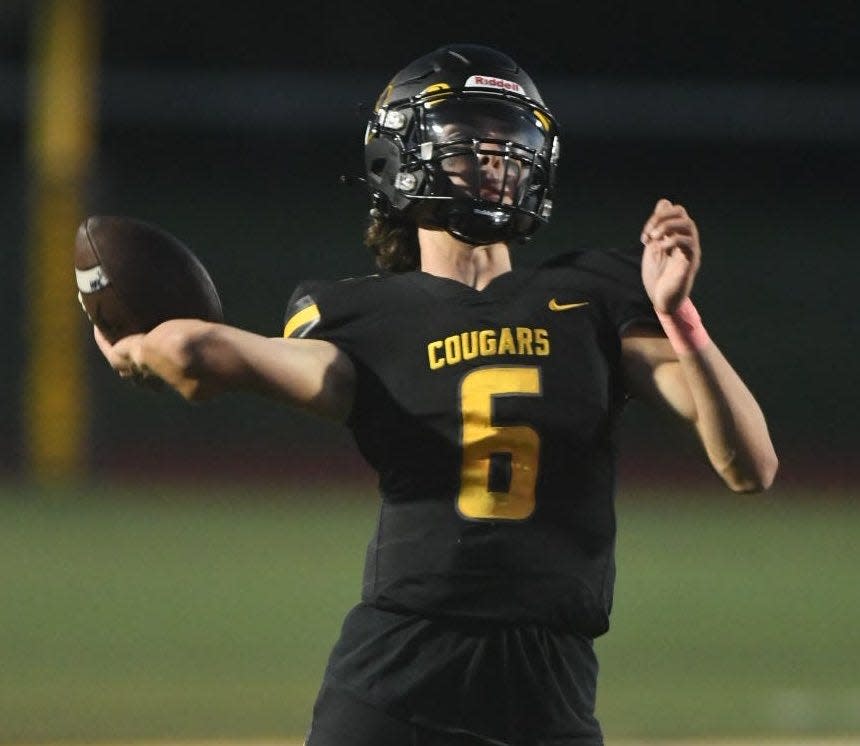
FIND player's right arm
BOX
[94,320,355,422]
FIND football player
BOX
[96,44,778,746]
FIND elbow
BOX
[723,451,779,494]
[751,448,780,493]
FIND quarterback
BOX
[96,44,778,746]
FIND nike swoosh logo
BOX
[548,299,589,311]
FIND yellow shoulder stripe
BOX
[283,303,320,338]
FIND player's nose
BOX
[478,143,505,167]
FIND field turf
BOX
[1,481,858,744]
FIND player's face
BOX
[424,100,547,207]
[436,127,527,205]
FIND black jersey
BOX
[284,247,659,637]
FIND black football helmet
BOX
[364,44,560,246]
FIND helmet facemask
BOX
[366,89,560,246]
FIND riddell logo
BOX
[466,75,524,94]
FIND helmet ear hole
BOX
[369,158,386,177]
[365,136,414,213]
[365,137,401,187]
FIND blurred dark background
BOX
[1,0,858,488]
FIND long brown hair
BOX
[364,210,420,273]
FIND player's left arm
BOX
[621,198,779,493]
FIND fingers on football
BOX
[93,325,113,356]
[94,325,134,375]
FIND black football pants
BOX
[305,685,511,746]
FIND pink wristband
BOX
[655,297,711,355]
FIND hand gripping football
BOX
[74,216,224,344]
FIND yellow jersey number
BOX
[458,366,542,520]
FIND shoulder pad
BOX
[282,273,387,338]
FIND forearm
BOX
[675,342,778,492]
[650,298,778,491]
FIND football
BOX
[74,216,224,344]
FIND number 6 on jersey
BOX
[458,366,542,520]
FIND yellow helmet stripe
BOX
[533,109,550,131]
[283,303,320,338]
[421,83,451,94]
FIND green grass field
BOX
[1,481,858,744]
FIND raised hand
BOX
[639,198,702,313]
